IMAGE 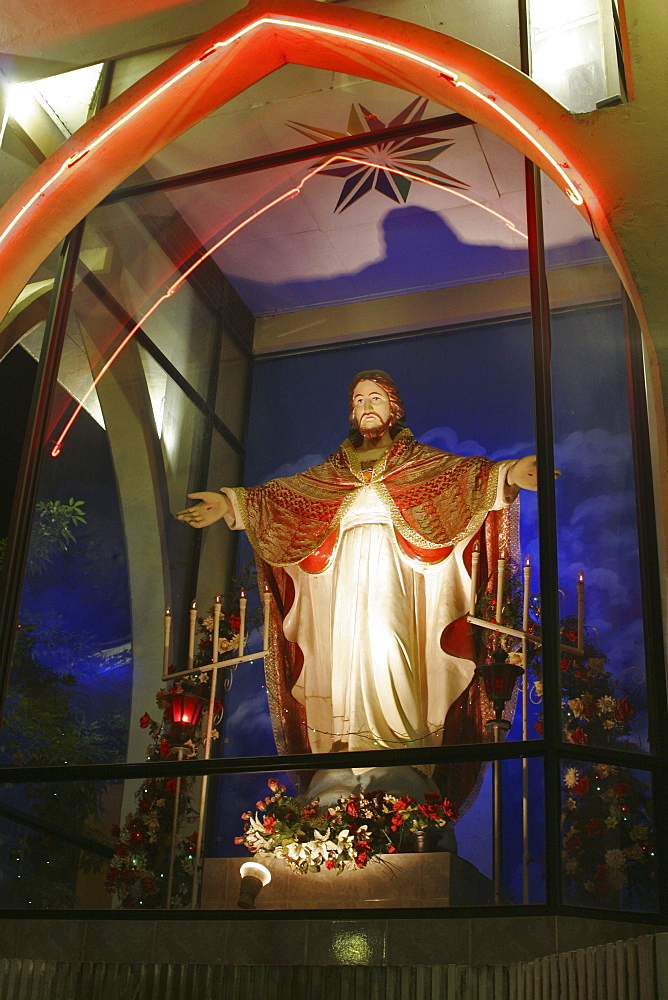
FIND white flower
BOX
[201,616,214,632]
[564,767,579,789]
[605,849,626,871]
[507,652,524,667]
[609,868,627,890]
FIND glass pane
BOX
[1,251,250,768]
[215,331,251,442]
[82,197,218,399]
[541,171,649,754]
[0,756,544,910]
[561,759,657,911]
[529,0,623,111]
[0,246,65,540]
[122,64,520,186]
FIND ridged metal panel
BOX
[0,934,660,999]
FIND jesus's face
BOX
[351,379,393,439]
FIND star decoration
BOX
[287,97,469,212]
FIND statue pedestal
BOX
[200,852,495,909]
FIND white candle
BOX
[469,542,480,616]
[238,588,247,655]
[496,551,506,625]
[163,607,171,674]
[212,595,222,664]
[187,600,197,671]
[262,585,271,651]
[523,556,531,633]
[577,572,585,649]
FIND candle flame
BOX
[473,541,480,552]
[524,555,531,567]
[191,600,197,609]
[215,594,222,604]
[165,606,171,615]
[578,572,585,583]
[240,588,246,599]
[264,584,269,593]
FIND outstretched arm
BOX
[506,455,561,492]
[175,491,231,528]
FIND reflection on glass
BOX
[561,760,656,911]
[540,173,648,753]
[529,0,622,111]
[0,755,544,910]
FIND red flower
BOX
[573,776,590,796]
[570,727,589,745]
[346,800,360,818]
[139,713,152,729]
[593,863,616,897]
[354,845,370,868]
[229,615,241,630]
[213,700,223,715]
[560,657,574,673]
[564,832,582,852]
[387,844,398,854]
[614,697,635,722]
[159,740,172,759]
[138,798,151,812]
[263,815,277,833]
[581,699,597,718]
[165,778,178,794]
[612,781,632,798]
[325,859,336,870]
[301,807,317,819]
[586,818,604,837]
[534,721,544,736]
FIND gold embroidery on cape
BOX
[232,430,505,566]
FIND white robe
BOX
[223,463,511,754]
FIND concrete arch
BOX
[0,0,643,343]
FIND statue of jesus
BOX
[176,370,539,766]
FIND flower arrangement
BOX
[477,574,653,907]
[235,780,456,874]
[105,672,220,908]
[561,762,655,908]
[194,609,241,665]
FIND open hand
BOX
[507,456,561,492]
[175,491,229,528]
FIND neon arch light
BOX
[0,15,584,259]
[0,13,582,261]
[49,152,527,456]
[0,0,616,339]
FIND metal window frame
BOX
[0,11,663,919]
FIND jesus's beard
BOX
[356,414,393,440]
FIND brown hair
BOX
[348,370,407,445]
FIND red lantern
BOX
[476,649,524,725]
[163,692,206,746]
